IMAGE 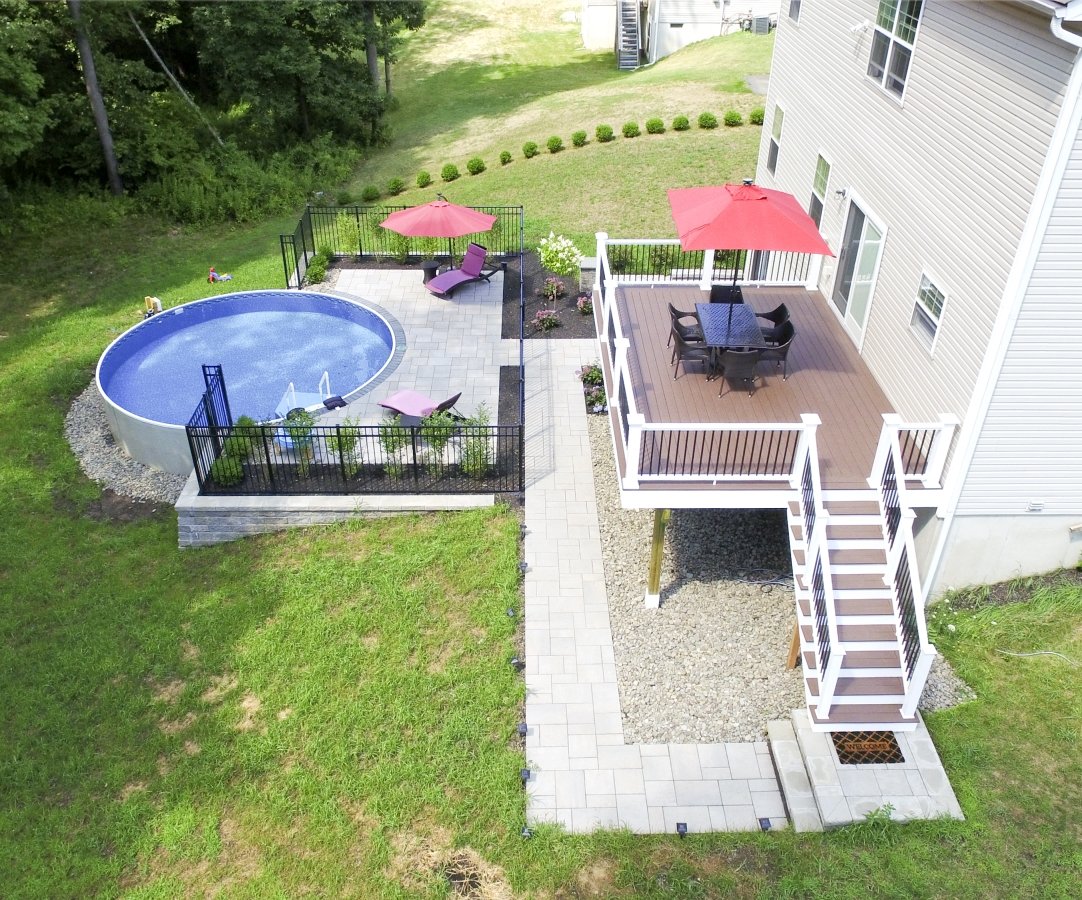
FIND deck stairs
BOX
[786,434,936,731]
[617,0,641,70]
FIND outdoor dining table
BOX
[695,302,771,350]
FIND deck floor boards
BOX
[616,285,894,490]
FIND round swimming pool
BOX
[96,291,397,475]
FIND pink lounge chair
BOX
[425,243,497,298]
[378,390,463,425]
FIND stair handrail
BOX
[877,437,937,716]
[790,414,845,717]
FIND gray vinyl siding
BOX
[956,120,1082,516]
[757,1,1073,428]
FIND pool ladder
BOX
[278,371,332,415]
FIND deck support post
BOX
[699,249,715,291]
[786,622,801,669]
[644,508,671,608]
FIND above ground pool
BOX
[96,290,398,475]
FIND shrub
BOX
[337,211,361,255]
[386,177,406,195]
[724,110,743,127]
[420,410,456,455]
[327,417,362,478]
[698,112,718,129]
[622,121,641,138]
[522,141,540,159]
[305,259,327,284]
[596,124,615,143]
[672,115,690,131]
[645,117,665,134]
[576,363,607,412]
[336,189,354,205]
[210,455,244,486]
[361,185,380,202]
[749,107,765,126]
[440,163,460,182]
[387,231,410,263]
[499,150,513,165]
[539,276,567,303]
[576,293,593,316]
[460,403,492,478]
[571,130,588,147]
[546,136,564,154]
[416,170,432,188]
[533,308,560,332]
[537,232,584,277]
[466,157,486,175]
[379,415,410,457]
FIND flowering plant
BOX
[576,293,593,315]
[533,308,560,331]
[576,362,607,412]
[539,277,567,303]
[537,232,583,277]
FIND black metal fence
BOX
[602,242,812,285]
[281,204,524,288]
[188,420,524,496]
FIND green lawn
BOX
[1,0,1081,896]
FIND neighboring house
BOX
[591,0,1082,731]
[760,0,1082,595]
[581,0,779,68]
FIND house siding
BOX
[956,115,1082,517]
[757,1,1073,431]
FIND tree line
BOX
[0,0,426,221]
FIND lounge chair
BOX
[378,390,463,425]
[425,243,498,298]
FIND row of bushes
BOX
[351,108,765,203]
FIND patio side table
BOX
[420,259,441,285]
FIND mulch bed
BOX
[501,251,597,341]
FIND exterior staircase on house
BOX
[786,427,937,731]
[617,0,641,70]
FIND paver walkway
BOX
[522,340,787,833]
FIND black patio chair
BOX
[670,327,713,380]
[758,321,796,379]
[756,302,790,342]
[716,348,761,396]
[709,284,744,304]
[666,302,705,346]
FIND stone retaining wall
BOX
[175,473,495,547]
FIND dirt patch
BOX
[183,740,201,756]
[181,639,200,661]
[201,674,238,704]
[361,633,380,650]
[158,712,197,735]
[386,824,515,898]
[569,859,618,896]
[82,488,170,524]
[147,677,186,705]
[118,780,148,801]
[276,708,292,721]
[235,693,262,731]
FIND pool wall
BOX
[96,290,399,476]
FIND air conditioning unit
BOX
[752,16,772,35]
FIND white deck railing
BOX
[871,429,937,716]
[870,413,959,489]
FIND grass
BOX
[1,0,1081,895]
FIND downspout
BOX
[922,4,1082,599]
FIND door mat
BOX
[831,731,904,765]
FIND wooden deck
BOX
[615,285,894,490]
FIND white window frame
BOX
[789,0,802,23]
[808,154,831,228]
[911,271,946,353]
[867,1,924,101]
[767,105,784,175]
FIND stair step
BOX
[826,521,884,541]
[808,703,919,730]
[767,720,823,832]
[807,676,905,698]
[800,622,898,645]
[797,595,894,618]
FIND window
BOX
[789,0,801,22]
[767,106,784,175]
[867,0,923,98]
[808,155,830,227]
[911,273,945,347]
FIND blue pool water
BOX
[97,292,394,425]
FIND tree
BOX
[0,0,53,169]
[66,0,123,194]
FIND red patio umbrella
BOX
[380,196,496,262]
[667,182,833,255]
